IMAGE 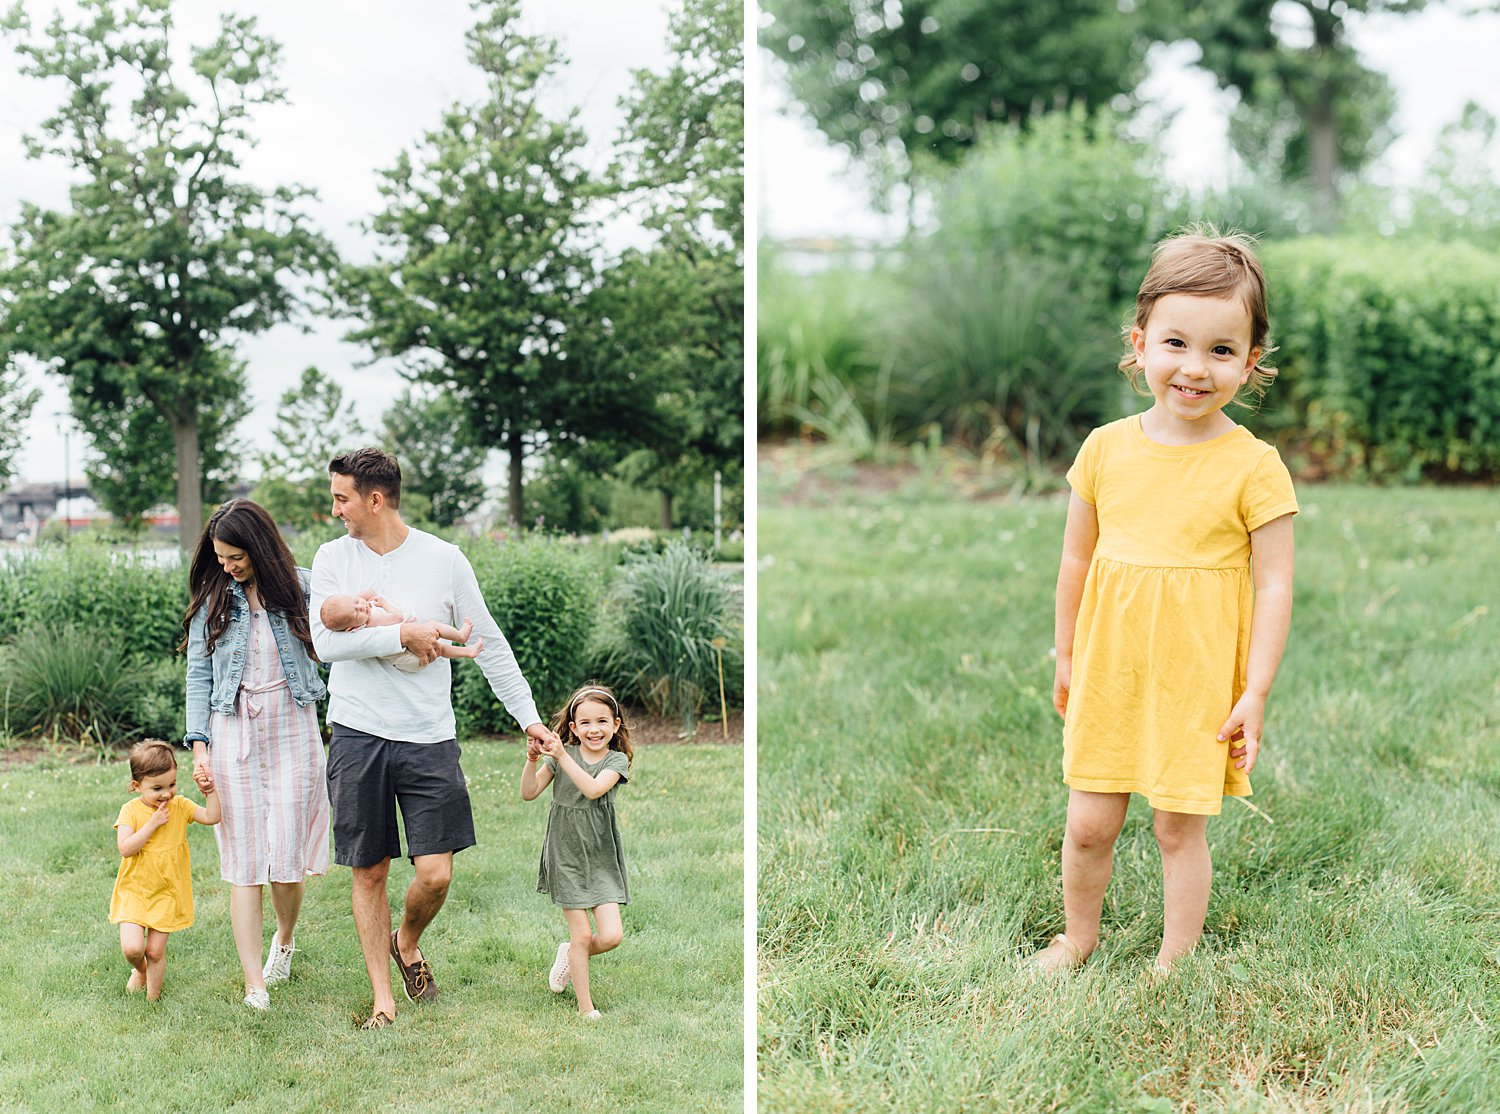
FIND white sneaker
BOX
[547,941,571,993]
[262,938,295,984]
[244,987,270,1010]
[582,1009,602,1020]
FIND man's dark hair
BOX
[329,447,402,508]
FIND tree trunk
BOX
[659,489,673,532]
[1309,78,1340,231]
[508,438,525,526]
[171,411,202,556]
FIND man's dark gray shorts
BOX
[327,724,476,868]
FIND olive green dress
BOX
[537,746,631,909]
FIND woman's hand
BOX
[193,765,216,794]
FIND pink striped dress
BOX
[209,609,330,886]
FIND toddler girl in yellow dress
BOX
[1033,229,1298,974]
[109,740,221,1000]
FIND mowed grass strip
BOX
[758,481,1500,1113]
[0,741,742,1113]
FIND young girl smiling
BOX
[1035,229,1298,974]
[521,684,634,1018]
[110,740,221,1000]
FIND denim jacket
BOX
[183,568,327,747]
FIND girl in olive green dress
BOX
[520,684,635,1018]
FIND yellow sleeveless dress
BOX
[1063,415,1298,814]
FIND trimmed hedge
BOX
[0,545,187,656]
[1257,238,1500,481]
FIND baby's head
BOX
[128,740,178,805]
[1121,227,1278,406]
[321,594,372,632]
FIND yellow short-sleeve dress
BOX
[109,795,202,931]
[1063,415,1298,814]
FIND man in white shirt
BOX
[311,447,559,1030]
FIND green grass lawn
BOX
[0,740,742,1113]
[758,480,1500,1112]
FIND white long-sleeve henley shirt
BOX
[310,529,541,743]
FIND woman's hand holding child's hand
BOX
[525,738,543,762]
[193,766,215,794]
[540,736,564,759]
[1218,692,1265,772]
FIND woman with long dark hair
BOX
[181,499,329,1011]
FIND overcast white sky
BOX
[758,4,1500,241]
[1,0,674,488]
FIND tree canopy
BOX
[1142,0,1422,222]
[0,0,333,549]
[342,0,603,527]
[762,0,1150,199]
[605,0,744,527]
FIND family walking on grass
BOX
[108,447,633,1027]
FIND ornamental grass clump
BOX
[596,542,742,731]
[0,625,143,744]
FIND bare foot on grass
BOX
[1027,934,1091,974]
[126,969,145,993]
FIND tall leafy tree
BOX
[0,0,333,550]
[607,0,744,528]
[1143,0,1420,223]
[762,0,1150,201]
[0,362,42,491]
[343,0,598,526]
[380,386,489,529]
[78,349,248,530]
[251,366,363,530]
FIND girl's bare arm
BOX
[1053,492,1100,719]
[1218,513,1295,772]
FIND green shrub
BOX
[591,542,744,730]
[0,546,186,656]
[1260,237,1500,480]
[923,107,1176,312]
[0,626,155,742]
[451,537,604,735]
[131,657,188,742]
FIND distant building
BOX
[0,481,91,541]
